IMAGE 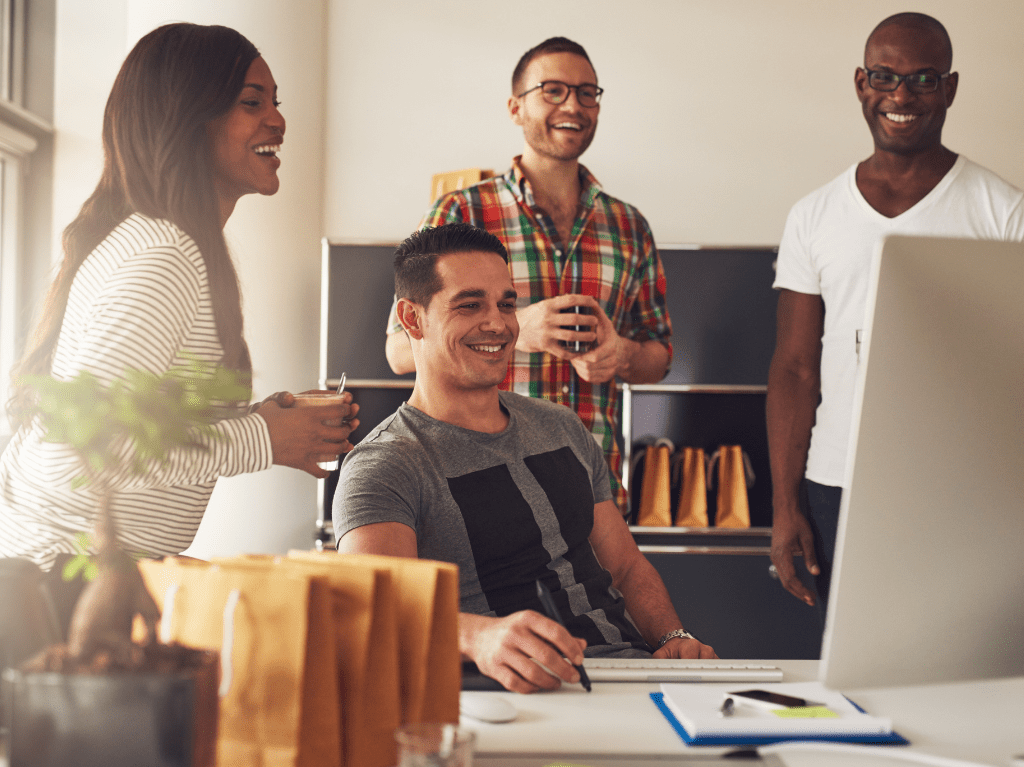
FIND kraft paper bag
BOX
[137,558,341,767]
[709,445,754,528]
[220,554,401,767]
[289,551,460,728]
[636,439,674,526]
[673,447,709,527]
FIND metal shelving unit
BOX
[621,382,767,494]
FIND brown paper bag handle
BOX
[707,446,756,490]
[629,439,676,493]
[628,438,674,479]
[670,445,708,486]
[158,582,242,698]
[159,582,181,644]
[219,588,242,697]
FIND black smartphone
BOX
[727,689,815,709]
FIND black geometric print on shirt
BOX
[525,446,647,650]
[447,448,647,650]
[447,463,549,617]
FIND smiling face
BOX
[509,52,599,163]
[406,250,518,393]
[855,22,957,157]
[206,56,285,222]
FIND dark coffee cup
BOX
[559,305,590,353]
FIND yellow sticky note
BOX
[772,706,839,719]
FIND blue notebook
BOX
[650,691,909,747]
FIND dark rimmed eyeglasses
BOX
[862,68,951,94]
[517,81,604,107]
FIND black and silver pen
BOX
[535,579,592,692]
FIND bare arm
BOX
[385,331,415,375]
[336,521,585,693]
[335,521,418,556]
[589,500,717,658]
[766,289,824,606]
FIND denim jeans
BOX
[802,479,843,617]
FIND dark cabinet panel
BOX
[642,545,822,659]
[658,248,778,386]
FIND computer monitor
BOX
[820,235,1024,690]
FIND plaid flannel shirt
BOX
[391,157,672,510]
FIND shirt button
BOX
[562,385,570,394]
[555,249,562,256]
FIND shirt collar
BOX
[508,155,603,209]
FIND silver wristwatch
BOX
[657,628,698,649]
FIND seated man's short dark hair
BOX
[394,223,509,308]
[512,36,594,95]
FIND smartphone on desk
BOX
[725,689,819,711]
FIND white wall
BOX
[46,0,1024,558]
[324,0,1024,246]
[53,0,329,558]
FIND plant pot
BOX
[0,558,63,732]
[0,559,62,668]
[2,649,218,767]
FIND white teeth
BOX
[885,113,916,123]
[470,345,502,353]
[553,122,582,130]
[254,144,280,156]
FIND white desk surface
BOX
[4,661,1020,766]
[462,660,1024,767]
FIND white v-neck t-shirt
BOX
[774,155,1024,488]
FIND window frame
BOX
[0,0,53,441]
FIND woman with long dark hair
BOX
[0,23,356,570]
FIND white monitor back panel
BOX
[821,235,1024,690]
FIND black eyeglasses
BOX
[517,81,603,107]
[863,68,951,94]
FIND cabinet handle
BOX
[637,545,771,556]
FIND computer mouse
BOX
[459,691,517,723]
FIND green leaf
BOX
[62,555,86,581]
[19,359,250,497]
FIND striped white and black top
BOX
[0,213,273,569]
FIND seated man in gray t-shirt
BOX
[333,223,716,693]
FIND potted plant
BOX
[2,359,248,767]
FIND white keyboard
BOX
[582,659,783,683]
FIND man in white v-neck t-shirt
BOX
[767,12,1024,612]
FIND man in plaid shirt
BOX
[386,37,672,512]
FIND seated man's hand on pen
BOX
[653,634,718,660]
[460,611,587,694]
